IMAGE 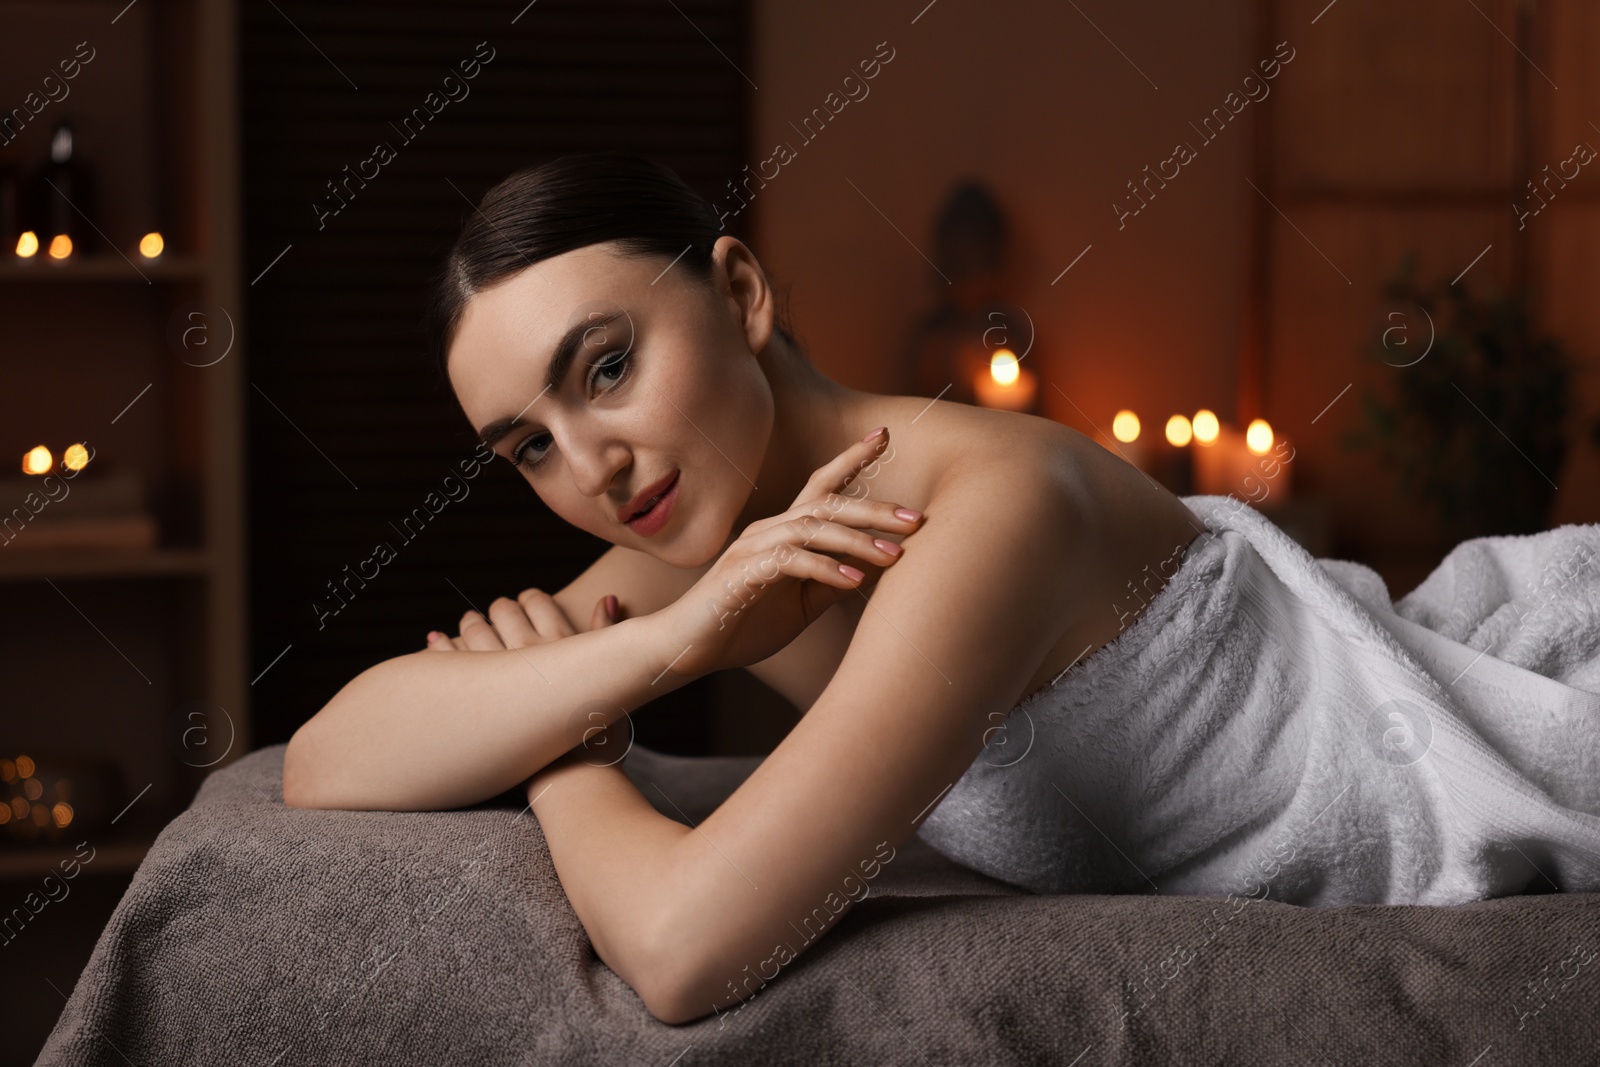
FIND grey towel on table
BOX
[36,741,1600,1064]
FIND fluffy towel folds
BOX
[915,495,1600,906]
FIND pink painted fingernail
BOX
[895,508,922,522]
[839,563,866,581]
[862,426,886,442]
[874,538,901,556]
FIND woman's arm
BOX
[530,458,1075,1023]
[523,750,693,1018]
[282,609,685,811]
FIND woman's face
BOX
[447,237,776,568]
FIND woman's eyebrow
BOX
[476,309,626,448]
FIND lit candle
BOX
[138,232,164,259]
[1193,418,1293,503]
[21,445,52,475]
[1156,414,1195,494]
[1246,418,1293,502]
[972,348,1039,412]
[1108,408,1151,472]
[15,231,39,259]
[1246,418,1273,455]
[47,234,73,261]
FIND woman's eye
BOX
[589,348,631,389]
[513,351,631,471]
[512,433,551,469]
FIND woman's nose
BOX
[564,434,628,500]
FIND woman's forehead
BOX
[451,247,644,384]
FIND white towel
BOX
[914,495,1600,906]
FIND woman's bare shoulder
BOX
[876,398,1088,521]
[887,397,1198,538]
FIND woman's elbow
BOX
[639,963,719,1026]
[644,992,713,1026]
[281,722,332,809]
[281,730,310,808]
[629,914,720,1025]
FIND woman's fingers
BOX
[786,425,892,512]
[785,494,924,547]
[427,588,610,655]
[459,609,506,651]
[591,594,619,631]
[488,596,540,648]
[726,520,893,591]
[517,588,578,640]
[771,512,905,569]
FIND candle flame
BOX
[139,232,165,258]
[1112,410,1141,443]
[48,234,73,259]
[1246,418,1274,455]
[988,349,1019,386]
[1192,409,1219,444]
[1165,414,1193,447]
[16,231,39,257]
[22,446,52,475]
[63,443,90,471]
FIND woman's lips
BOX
[625,471,679,537]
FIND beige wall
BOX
[749,0,1600,588]
[748,0,1254,432]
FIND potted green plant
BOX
[1344,252,1600,539]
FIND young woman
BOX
[283,151,1600,1025]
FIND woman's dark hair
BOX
[426,150,803,396]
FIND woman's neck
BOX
[729,337,878,542]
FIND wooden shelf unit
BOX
[0,0,248,879]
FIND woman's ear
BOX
[711,235,775,356]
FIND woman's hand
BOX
[428,587,633,768]
[425,589,619,651]
[652,426,924,681]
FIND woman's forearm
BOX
[283,614,686,811]
[525,753,694,1016]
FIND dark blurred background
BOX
[3,0,1599,1059]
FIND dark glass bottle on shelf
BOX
[34,122,96,257]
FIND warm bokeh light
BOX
[48,234,73,259]
[16,230,39,257]
[1246,418,1275,455]
[22,446,52,475]
[988,349,1019,386]
[1165,414,1193,447]
[52,802,74,828]
[9,797,26,820]
[15,755,34,778]
[22,778,42,801]
[63,443,90,471]
[1192,409,1220,445]
[1112,410,1141,443]
[139,231,165,258]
